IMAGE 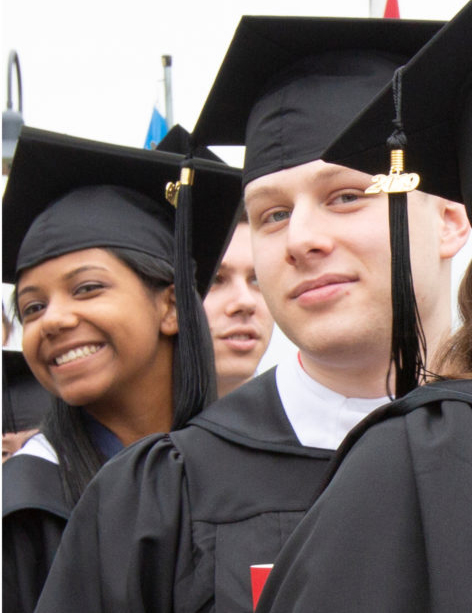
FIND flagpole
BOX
[162,55,173,129]
[369,0,384,16]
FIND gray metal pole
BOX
[369,0,382,17]
[3,50,24,175]
[162,55,173,129]
[7,50,23,112]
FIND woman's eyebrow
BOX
[17,285,40,299]
[63,265,108,281]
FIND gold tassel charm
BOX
[165,181,180,207]
[165,166,196,208]
[365,149,420,195]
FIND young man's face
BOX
[244,159,456,379]
[204,222,274,396]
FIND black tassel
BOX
[386,69,427,398]
[172,159,217,428]
[387,190,427,397]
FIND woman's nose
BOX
[40,300,79,338]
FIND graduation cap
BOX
[2,350,54,434]
[189,13,443,398]
[323,1,472,219]
[3,126,242,296]
[3,126,243,426]
[320,2,472,395]
[191,14,444,187]
[156,123,223,162]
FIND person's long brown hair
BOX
[434,260,472,380]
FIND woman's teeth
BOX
[55,344,102,365]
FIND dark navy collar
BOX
[80,409,124,460]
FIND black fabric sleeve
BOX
[256,416,429,613]
[35,434,190,613]
[3,509,67,613]
[257,397,472,613]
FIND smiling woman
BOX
[17,247,177,440]
[2,127,242,613]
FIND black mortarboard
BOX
[3,126,242,297]
[192,15,443,186]
[3,126,243,426]
[2,350,54,434]
[322,1,472,221]
[319,3,472,396]
[156,123,223,162]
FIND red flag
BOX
[369,0,400,18]
[384,0,400,18]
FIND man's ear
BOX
[158,285,179,336]
[439,200,471,259]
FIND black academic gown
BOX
[256,379,472,613]
[3,454,71,613]
[3,414,124,613]
[36,368,334,613]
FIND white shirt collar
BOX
[276,351,390,450]
[13,432,59,465]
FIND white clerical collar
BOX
[275,351,390,450]
[13,432,59,465]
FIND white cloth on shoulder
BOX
[13,432,59,464]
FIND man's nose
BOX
[285,201,335,267]
[225,279,257,316]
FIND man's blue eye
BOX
[340,194,358,203]
[268,210,290,222]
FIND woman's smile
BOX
[51,343,105,366]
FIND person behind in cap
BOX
[2,350,54,463]
[204,209,274,397]
[2,306,46,463]
[2,126,241,613]
[255,4,472,611]
[35,14,468,614]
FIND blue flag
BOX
[144,104,168,149]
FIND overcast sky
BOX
[2,0,469,156]
[2,0,471,367]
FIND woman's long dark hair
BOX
[16,247,217,506]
